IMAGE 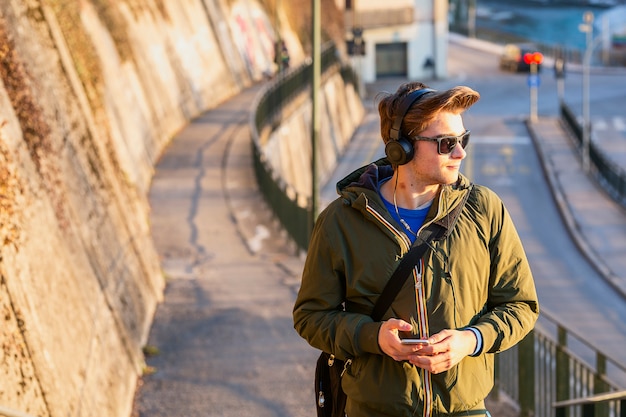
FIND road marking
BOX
[594,119,609,130]
[464,136,531,182]
[614,116,626,132]
[586,116,626,133]
[471,136,531,145]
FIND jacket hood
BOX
[336,157,393,198]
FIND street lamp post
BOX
[579,11,594,173]
[468,0,476,38]
[554,54,565,104]
[310,0,320,234]
[529,61,538,122]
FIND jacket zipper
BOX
[365,201,435,417]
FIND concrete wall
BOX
[262,69,365,201]
[0,0,315,416]
[346,0,449,82]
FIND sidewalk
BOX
[132,84,315,417]
[527,118,626,299]
[132,77,626,416]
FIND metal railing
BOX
[554,390,626,417]
[250,42,360,250]
[560,101,626,207]
[449,25,626,67]
[494,308,626,417]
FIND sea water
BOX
[475,0,618,51]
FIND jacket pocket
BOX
[342,354,422,413]
[444,355,494,412]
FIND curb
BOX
[525,117,626,301]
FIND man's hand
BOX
[408,329,477,374]
[378,319,430,361]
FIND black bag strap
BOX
[370,226,441,322]
[370,185,472,322]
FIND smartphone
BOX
[401,339,430,345]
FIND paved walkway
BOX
[132,76,626,416]
[527,118,626,299]
[132,85,314,417]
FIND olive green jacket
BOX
[293,159,539,417]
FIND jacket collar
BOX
[336,158,472,228]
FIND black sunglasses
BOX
[412,130,471,155]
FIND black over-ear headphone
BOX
[385,88,435,166]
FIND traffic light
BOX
[347,39,365,56]
[523,52,544,65]
[347,26,365,56]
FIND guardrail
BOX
[494,308,626,417]
[554,389,626,417]
[250,42,359,250]
[560,101,626,207]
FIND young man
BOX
[293,82,539,417]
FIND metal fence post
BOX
[595,353,609,417]
[518,330,536,417]
[492,354,501,402]
[556,326,570,417]
[582,403,595,417]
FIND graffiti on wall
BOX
[229,0,277,79]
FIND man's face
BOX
[407,111,467,186]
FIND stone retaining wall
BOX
[0,0,321,416]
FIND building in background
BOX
[342,0,448,82]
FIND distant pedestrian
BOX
[273,41,290,73]
[293,81,539,417]
[280,41,290,70]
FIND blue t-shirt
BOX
[378,182,432,244]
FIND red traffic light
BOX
[523,52,544,65]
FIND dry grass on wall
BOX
[46,1,105,110]
[46,0,168,110]
[0,17,73,230]
[0,130,22,250]
[0,21,51,173]
[256,0,345,55]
